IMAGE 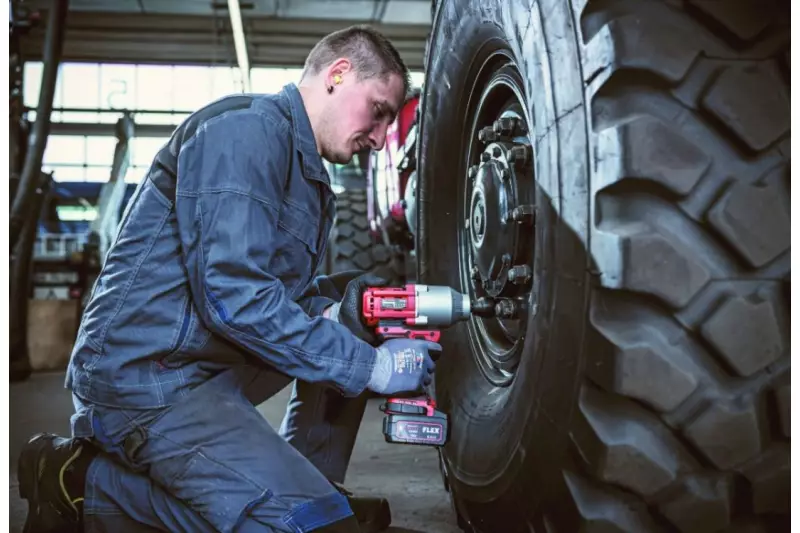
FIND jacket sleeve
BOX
[174,109,375,397]
[296,269,372,317]
[296,276,340,317]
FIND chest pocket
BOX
[273,198,320,297]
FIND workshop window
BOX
[24,62,306,117]
[41,135,162,183]
[24,62,423,184]
[130,138,168,168]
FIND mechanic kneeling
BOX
[19,25,440,533]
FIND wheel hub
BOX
[458,60,537,385]
[467,138,533,300]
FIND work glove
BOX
[325,269,367,299]
[327,272,390,345]
[366,338,441,395]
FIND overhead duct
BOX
[227,0,252,92]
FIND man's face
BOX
[322,72,406,164]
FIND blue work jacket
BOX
[65,84,376,414]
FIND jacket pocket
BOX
[271,201,320,298]
[160,294,212,369]
[167,296,192,355]
[277,199,319,256]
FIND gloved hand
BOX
[325,269,368,299]
[326,272,389,345]
[366,338,441,395]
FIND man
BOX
[18,26,440,533]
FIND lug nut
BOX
[478,126,498,143]
[492,146,502,158]
[468,165,478,179]
[510,204,535,224]
[506,145,531,167]
[493,117,523,137]
[507,264,532,285]
[481,152,491,163]
[499,168,510,181]
[494,299,518,319]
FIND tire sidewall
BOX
[418,0,591,524]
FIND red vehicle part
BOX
[367,93,420,242]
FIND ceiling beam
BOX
[19,11,430,70]
[50,121,178,137]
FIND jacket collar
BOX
[282,83,329,184]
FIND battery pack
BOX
[380,397,449,447]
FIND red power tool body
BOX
[362,284,494,447]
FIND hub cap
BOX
[469,158,512,282]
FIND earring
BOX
[333,75,342,84]
[327,85,334,94]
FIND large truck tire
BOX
[324,189,403,283]
[416,1,790,532]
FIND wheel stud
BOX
[470,266,481,286]
[506,144,531,167]
[507,264,532,284]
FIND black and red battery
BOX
[380,397,448,447]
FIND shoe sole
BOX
[18,433,73,533]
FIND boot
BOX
[331,481,391,533]
[18,433,97,533]
[347,496,391,533]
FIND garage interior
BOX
[9,0,792,532]
[10,1,456,532]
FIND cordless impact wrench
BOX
[361,284,495,447]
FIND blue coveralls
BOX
[65,84,377,532]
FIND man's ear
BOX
[326,57,353,85]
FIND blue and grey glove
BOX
[366,338,441,395]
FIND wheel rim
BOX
[457,51,536,387]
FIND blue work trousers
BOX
[75,365,370,532]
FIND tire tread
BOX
[581,0,789,529]
[325,189,403,283]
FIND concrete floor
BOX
[9,371,461,533]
